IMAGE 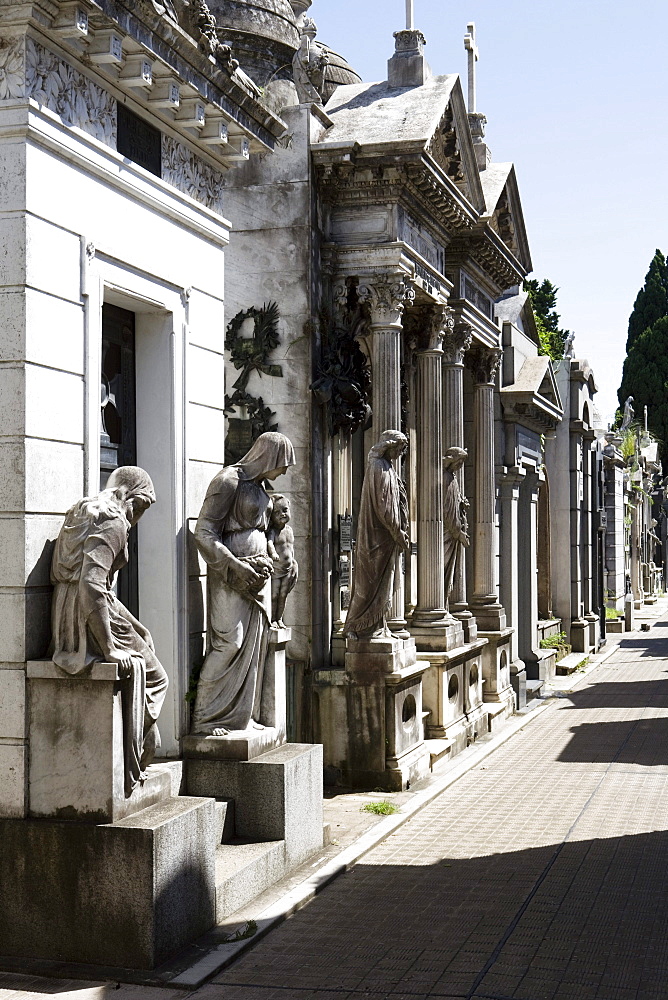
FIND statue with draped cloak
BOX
[443,447,470,616]
[191,432,296,736]
[50,466,168,796]
[345,430,410,639]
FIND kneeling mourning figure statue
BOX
[50,466,168,796]
[191,431,297,736]
[345,429,410,639]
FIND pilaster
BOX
[358,272,414,635]
[442,320,477,640]
[467,344,505,630]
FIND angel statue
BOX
[292,17,329,104]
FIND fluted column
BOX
[412,305,448,626]
[467,344,506,631]
[358,272,414,635]
[442,319,476,641]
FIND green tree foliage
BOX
[626,249,668,352]
[618,316,668,449]
[524,278,571,361]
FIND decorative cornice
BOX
[467,343,502,385]
[357,274,415,327]
[0,35,25,100]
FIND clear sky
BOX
[310,0,668,425]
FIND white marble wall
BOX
[0,93,229,814]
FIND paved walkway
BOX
[4,613,668,1000]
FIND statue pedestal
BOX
[184,628,323,871]
[3,662,218,970]
[419,638,491,754]
[27,660,171,824]
[330,635,431,791]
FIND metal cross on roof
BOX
[405,0,414,30]
[464,22,478,113]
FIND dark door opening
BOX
[100,302,138,616]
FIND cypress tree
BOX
[625,249,668,352]
[618,317,668,448]
[524,278,571,361]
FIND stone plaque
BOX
[117,103,161,177]
[339,514,353,552]
[225,418,255,464]
[339,555,350,588]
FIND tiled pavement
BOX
[5,619,668,1000]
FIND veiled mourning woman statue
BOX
[443,447,470,615]
[345,430,410,639]
[51,466,168,795]
[192,432,296,736]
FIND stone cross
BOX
[464,22,478,113]
[405,0,414,30]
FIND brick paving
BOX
[4,618,668,1000]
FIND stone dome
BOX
[210,0,300,86]
[320,44,362,103]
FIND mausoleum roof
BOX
[323,75,459,146]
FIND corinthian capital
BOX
[466,343,502,385]
[442,319,472,366]
[358,274,415,327]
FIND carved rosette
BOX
[466,344,502,385]
[442,319,472,366]
[357,274,415,327]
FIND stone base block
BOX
[607,619,625,634]
[215,839,286,920]
[477,628,516,720]
[0,796,216,969]
[27,661,172,824]
[511,659,527,709]
[525,649,557,682]
[412,619,465,652]
[186,742,323,868]
[182,727,283,762]
[385,741,432,791]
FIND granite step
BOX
[215,839,286,920]
[424,737,453,768]
[525,678,544,702]
[556,652,590,675]
[213,798,235,845]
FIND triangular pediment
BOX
[480,164,532,272]
[423,78,485,214]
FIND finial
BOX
[464,22,478,114]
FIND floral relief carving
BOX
[25,39,116,146]
[0,35,25,100]
[161,134,225,214]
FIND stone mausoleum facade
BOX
[0,0,665,974]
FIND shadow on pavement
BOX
[205,831,668,1000]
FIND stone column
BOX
[442,320,476,641]
[467,344,506,631]
[412,305,450,636]
[358,272,414,635]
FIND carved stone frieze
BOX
[426,107,464,185]
[466,343,502,385]
[357,274,415,327]
[442,320,472,366]
[0,35,25,100]
[161,135,225,214]
[25,39,117,146]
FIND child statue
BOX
[267,494,299,628]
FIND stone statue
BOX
[443,447,470,616]
[562,331,575,359]
[50,467,168,796]
[345,430,410,639]
[191,432,296,736]
[292,17,328,104]
[621,396,635,432]
[267,494,298,628]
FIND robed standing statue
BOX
[345,430,410,639]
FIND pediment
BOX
[501,355,563,432]
[423,78,485,215]
[480,164,532,272]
